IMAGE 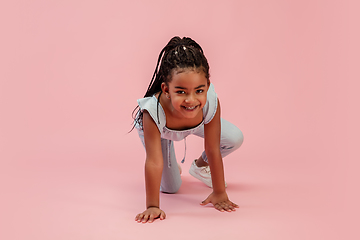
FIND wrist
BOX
[147,206,159,209]
[212,188,227,195]
[212,182,226,194]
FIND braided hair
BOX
[131,36,210,131]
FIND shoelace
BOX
[201,166,211,174]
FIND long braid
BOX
[130,36,210,131]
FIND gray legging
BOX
[137,118,244,193]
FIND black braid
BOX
[130,36,210,132]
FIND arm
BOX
[135,111,166,223]
[201,99,239,212]
[204,99,226,193]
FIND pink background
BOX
[1,0,358,239]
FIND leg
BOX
[137,132,182,193]
[159,138,182,193]
[195,155,208,167]
[193,118,244,164]
[189,118,243,188]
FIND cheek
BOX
[199,96,207,107]
[202,95,208,102]
[171,97,183,107]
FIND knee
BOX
[160,181,181,194]
[220,119,244,151]
[160,185,181,194]
[229,128,244,150]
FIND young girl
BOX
[132,36,244,223]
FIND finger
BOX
[229,201,239,208]
[227,204,235,211]
[214,203,224,212]
[160,211,166,220]
[219,202,231,212]
[222,204,231,212]
[142,214,149,223]
[148,214,155,223]
[201,198,210,206]
[224,201,237,211]
[136,214,143,222]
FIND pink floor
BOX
[1,121,356,239]
[1,1,358,239]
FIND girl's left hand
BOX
[200,191,239,212]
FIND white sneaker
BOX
[189,160,227,188]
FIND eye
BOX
[176,90,185,94]
[196,89,204,94]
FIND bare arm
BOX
[143,111,163,208]
[201,99,239,212]
[204,99,226,192]
[135,111,166,223]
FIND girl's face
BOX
[162,69,209,119]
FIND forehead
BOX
[169,70,208,88]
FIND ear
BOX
[161,82,169,94]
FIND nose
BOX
[185,93,195,103]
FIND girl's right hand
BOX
[135,207,166,223]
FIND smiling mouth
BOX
[182,105,199,110]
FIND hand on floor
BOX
[135,207,166,223]
[200,191,239,212]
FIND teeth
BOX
[185,106,196,110]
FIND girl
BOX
[132,36,244,223]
